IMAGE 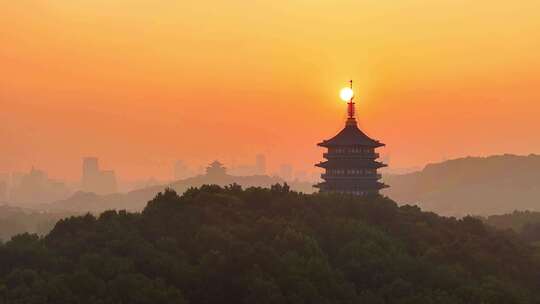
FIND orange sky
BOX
[1,0,540,181]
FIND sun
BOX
[340,87,354,102]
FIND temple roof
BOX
[318,122,384,148]
[206,160,227,176]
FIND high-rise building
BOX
[255,154,266,175]
[10,167,69,204]
[82,157,99,192]
[81,157,117,194]
[315,82,388,196]
[100,170,117,194]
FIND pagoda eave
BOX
[316,161,386,169]
[318,141,385,148]
[316,181,389,190]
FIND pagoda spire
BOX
[346,80,356,126]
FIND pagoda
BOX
[206,160,227,177]
[315,81,388,195]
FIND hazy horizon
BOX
[3,1,540,181]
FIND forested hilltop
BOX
[484,211,540,244]
[38,169,312,214]
[0,205,71,241]
[1,185,539,303]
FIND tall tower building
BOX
[315,81,388,195]
[81,157,117,194]
[82,157,99,192]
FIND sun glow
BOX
[340,87,354,102]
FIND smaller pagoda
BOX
[315,81,388,196]
[206,161,227,177]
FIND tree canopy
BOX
[0,184,539,303]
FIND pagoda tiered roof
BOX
[318,123,384,148]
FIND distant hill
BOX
[39,172,289,213]
[0,205,71,241]
[1,185,539,303]
[383,154,540,216]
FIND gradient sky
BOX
[2,0,540,181]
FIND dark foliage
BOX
[484,211,540,244]
[0,184,539,303]
[484,211,540,233]
[0,206,71,241]
[521,223,540,244]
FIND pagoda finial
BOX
[339,80,356,125]
[348,80,354,119]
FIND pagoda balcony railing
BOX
[323,152,380,159]
[321,173,382,180]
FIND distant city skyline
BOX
[0,153,326,204]
[0,150,522,190]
